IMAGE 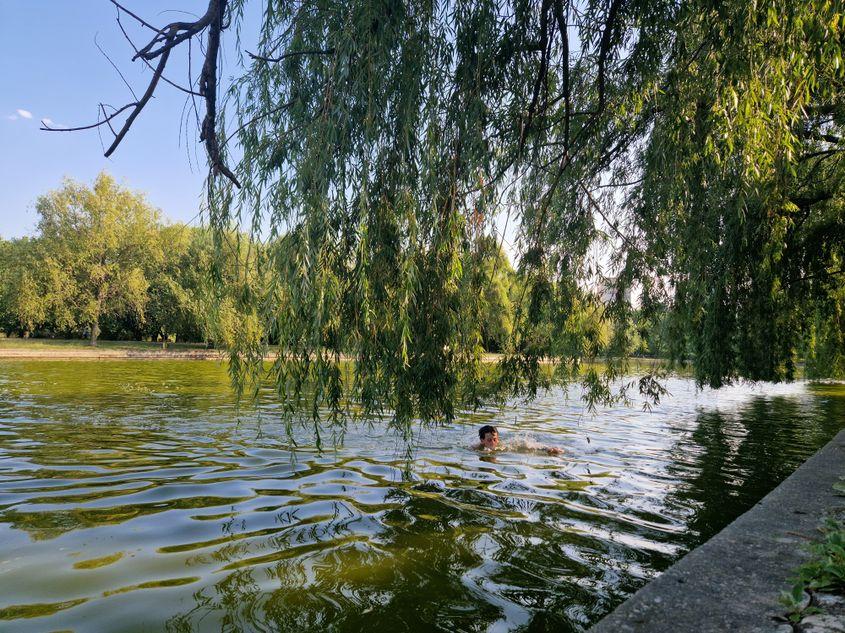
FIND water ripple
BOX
[0,361,843,632]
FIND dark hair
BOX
[478,425,498,440]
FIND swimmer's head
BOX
[478,425,499,449]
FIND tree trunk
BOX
[91,293,104,347]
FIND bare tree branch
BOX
[580,182,635,249]
[41,102,137,132]
[95,34,138,101]
[49,0,240,188]
[552,0,571,152]
[108,0,162,34]
[199,0,241,187]
[134,6,216,62]
[224,100,295,146]
[799,130,843,144]
[519,0,551,155]
[115,9,202,97]
[104,44,172,156]
[100,103,118,136]
[596,0,625,112]
[787,267,845,285]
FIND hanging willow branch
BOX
[46,0,845,431]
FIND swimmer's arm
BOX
[505,442,564,455]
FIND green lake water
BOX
[0,361,843,632]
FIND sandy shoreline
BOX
[0,347,226,360]
[0,344,667,368]
[0,348,501,363]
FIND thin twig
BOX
[188,38,202,127]
[134,2,216,62]
[105,42,173,156]
[100,103,118,136]
[786,267,845,285]
[591,177,644,190]
[247,48,335,63]
[95,33,138,101]
[580,182,636,249]
[115,9,202,97]
[224,100,295,146]
[41,102,137,132]
[109,0,163,33]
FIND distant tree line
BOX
[2,174,840,380]
[0,174,262,348]
[0,174,531,352]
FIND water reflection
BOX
[669,393,845,546]
[0,361,842,632]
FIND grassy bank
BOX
[0,339,675,374]
[0,338,219,358]
[0,338,210,351]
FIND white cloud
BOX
[6,114,18,121]
[16,109,32,119]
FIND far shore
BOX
[0,338,226,360]
[0,338,670,369]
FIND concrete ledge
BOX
[590,429,845,633]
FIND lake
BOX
[0,361,843,632]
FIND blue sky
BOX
[0,1,259,238]
[0,2,521,258]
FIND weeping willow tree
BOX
[52,0,845,435]
[627,2,845,389]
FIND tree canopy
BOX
[34,173,164,345]
[0,174,261,348]
[53,0,845,430]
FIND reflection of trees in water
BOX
[668,392,845,548]
[164,494,506,633]
[5,368,843,632]
[159,473,672,633]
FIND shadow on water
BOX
[0,362,843,632]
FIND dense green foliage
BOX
[0,174,259,347]
[0,174,530,356]
[39,0,845,433]
[35,174,163,345]
[185,0,845,429]
[629,1,845,388]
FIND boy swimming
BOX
[475,425,564,455]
